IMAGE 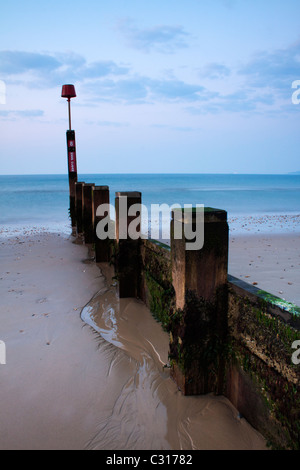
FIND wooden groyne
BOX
[72,181,300,450]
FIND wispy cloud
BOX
[85,77,149,104]
[148,78,214,102]
[0,48,215,108]
[117,19,190,54]
[0,109,44,119]
[238,41,300,95]
[1,39,298,118]
[198,62,231,79]
[187,41,300,116]
[0,51,61,75]
[185,87,278,115]
[0,50,130,88]
[85,76,216,105]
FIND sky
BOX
[0,0,300,175]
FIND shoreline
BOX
[1,213,299,307]
[0,231,267,450]
[228,213,300,236]
[1,210,300,236]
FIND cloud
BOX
[238,41,300,95]
[186,42,300,116]
[117,19,190,54]
[185,87,277,115]
[2,39,297,118]
[0,48,214,108]
[82,61,129,79]
[218,92,257,113]
[85,76,215,105]
[86,77,149,103]
[148,78,215,102]
[0,50,130,88]
[198,62,231,79]
[0,109,44,119]
[0,51,61,75]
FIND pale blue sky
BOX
[0,0,299,174]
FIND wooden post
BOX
[75,182,85,236]
[115,191,142,298]
[93,186,110,262]
[83,183,95,245]
[169,207,229,395]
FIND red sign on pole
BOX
[67,130,77,174]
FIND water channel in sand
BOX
[81,263,267,450]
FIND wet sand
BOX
[0,231,267,450]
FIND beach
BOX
[0,229,269,451]
[229,232,300,307]
[1,0,300,450]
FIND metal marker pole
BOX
[61,84,78,230]
[68,98,72,131]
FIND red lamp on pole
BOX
[61,84,76,130]
[61,84,78,229]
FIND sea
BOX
[0,173,300,237]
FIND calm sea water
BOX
[0,174,300,235]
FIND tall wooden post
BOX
[93,186,110,262]
[115,192,142,298]
[169,207,229,395]
[83,183,95,245]
[75,181,85,236]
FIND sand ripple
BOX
[81,264,267,450]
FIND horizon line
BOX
[0,171,299,177]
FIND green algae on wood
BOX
[257,289,300,318]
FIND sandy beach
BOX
[0,230,269,450]
[229,233,300,307]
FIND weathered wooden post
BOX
[75,181,85,237]
[61,84,78,230]
[93,186,110,262]
[115,191,142,298]
[83,183,95,245]
[169,207,229,396]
